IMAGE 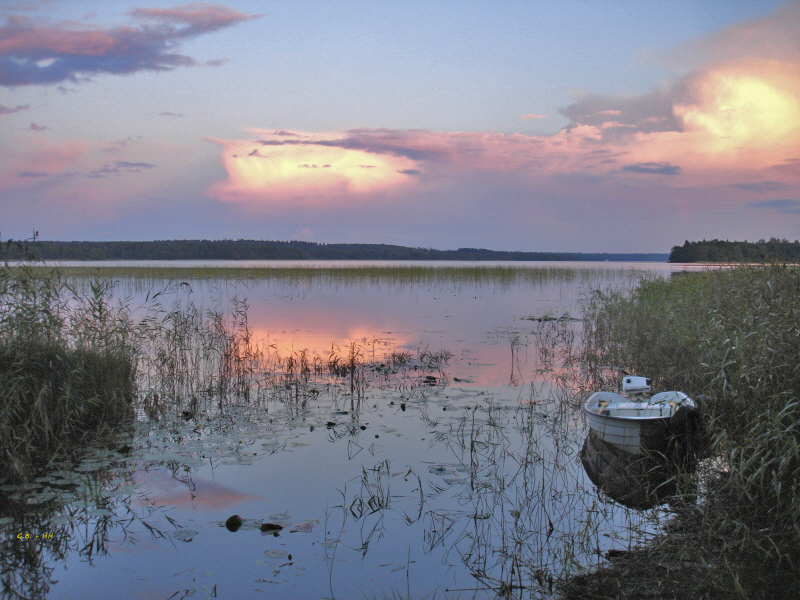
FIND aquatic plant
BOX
[577,264,800,595]
[48,262,639,298]
[0,247,137,483]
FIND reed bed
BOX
[41,262,643,295]
[568,264,800,598]
[0,260,137,483]
[1,254,459,485]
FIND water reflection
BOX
[65,261,680,390]
[1,263,697,599]
[0,446,180,599]
[580,432,681,510]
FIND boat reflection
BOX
[580,429,697,510]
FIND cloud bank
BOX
[207,3,800,213]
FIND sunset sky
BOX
[1,0,799,253]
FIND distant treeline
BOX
[6,239,668,262]
[669,238,800,263]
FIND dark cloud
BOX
[750,198,800,214]
[17,170,47,177]
[622,162,681,176]
[562,90,684,130]
[327,129,445,161]
[87,161,156,178]
[560,86,685,142]
[87,165,120,178]
[268,130,305,137]
[257,139,302,146]
[0,103,29,114]
[731,181,790,193]
[398,169,421,176]
[116,161,155,170]
[29,122,47,130]
[159,111,184,118]
[257,130,445,161]
[0,5,260,87]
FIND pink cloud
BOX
[207,48,800,206]
[0,5,259,86]
[0,137,87,189]
[521,113,547,119]
[206,130,421,203]
[127,4,261,35]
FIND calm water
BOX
[1,262,703,600]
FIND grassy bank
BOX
[563,264,800,598]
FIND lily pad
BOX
[269,512,291,521]
[289,520,318,533]
[49,515,72,526]
[172,529,198,542]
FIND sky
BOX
[1,0,799,253]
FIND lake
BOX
[0,261,704,600]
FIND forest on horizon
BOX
[669,238,800,263]
[3,239,668,262]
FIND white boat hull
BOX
[584,390,695,456]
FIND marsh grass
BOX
[1,250,137,483]
[572,264,800,597]
[44,263,638,298]
[134,295,452,424]
[2,246,456,486]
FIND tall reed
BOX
[1,254,137,483]
[580,264,800,586]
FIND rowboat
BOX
[583,376,699,456]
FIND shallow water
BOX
[1,262,702,599]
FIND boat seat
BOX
[604,403,674,417]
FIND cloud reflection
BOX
[132,468,265,511]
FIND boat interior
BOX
[595,401,674,418]
[587,391,677,419]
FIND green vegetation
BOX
[669,238,800,263]
[9,238,667,262]
[565,264,800,598]
[0,259,137,482]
